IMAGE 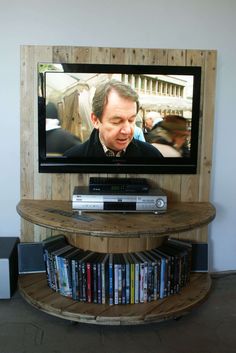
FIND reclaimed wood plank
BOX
[17,200,216,240]
[19,273,211,325]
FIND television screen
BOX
[38,63,201,174]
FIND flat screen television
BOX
[38,62,201,174]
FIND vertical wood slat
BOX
[20,45,35,200]
[167,49,186,66]
[91,47,111,64]
[20,46,36,242]
[72,46,91,63]
[199,51,217,202]
[129,47,152,65]
[20,46,217,246]
[52,46,73,63]
[110,47,130,65]
[148,48,168,65]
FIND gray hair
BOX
[92,79,140,120]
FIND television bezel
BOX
[38,62,201,174]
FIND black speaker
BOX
[0,237,19,298]
[18,242,45,274]
[191,243,208,271]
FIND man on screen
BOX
[64,79,163,158]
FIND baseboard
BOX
[210,270,236,278]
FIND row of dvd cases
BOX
[42,235,192,305]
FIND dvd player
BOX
[72,186,167,214]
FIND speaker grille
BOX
[18,242,45,274]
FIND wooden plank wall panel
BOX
[20,46,217,245]
[196,50,217,243]
[21,45,54,241]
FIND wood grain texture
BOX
[18,272,211,325]
[17,199,215,240]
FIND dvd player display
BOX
[72,186,167,213]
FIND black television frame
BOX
[38,63,201,174]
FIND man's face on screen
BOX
[92,89,136,152]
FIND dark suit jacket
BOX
[46,128,81,154]
[64,129,163,158]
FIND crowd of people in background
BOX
[141,111,190,157]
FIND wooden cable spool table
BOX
[17,199,215,325]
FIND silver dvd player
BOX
[72,186,167,213]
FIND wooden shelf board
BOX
[18,273,211,326]
[17,200,216,238]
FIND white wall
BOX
[0,0,235,272]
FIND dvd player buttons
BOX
[156,198,165,208]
